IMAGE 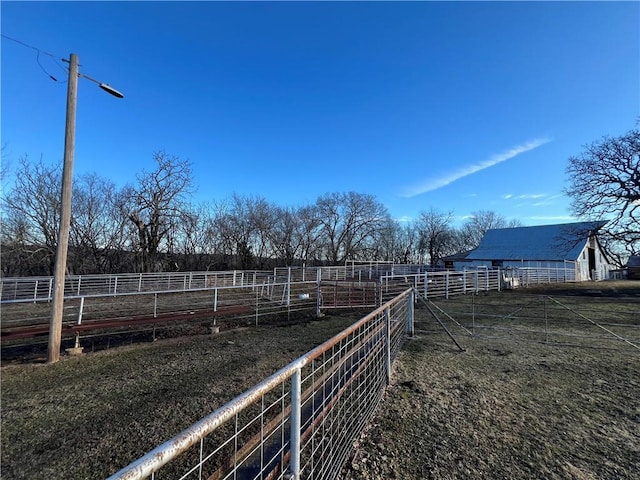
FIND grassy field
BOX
[2,281,639,479]
[1,314,359,479]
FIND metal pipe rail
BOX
[106,288,414,480]
[0,270,274,303]
[0,265,440,304]
[1,280,320,342]
[378,268,503,304]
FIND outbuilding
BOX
[626,255,640,280]
[449,221,611,281]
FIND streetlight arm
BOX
[78,72,124,98]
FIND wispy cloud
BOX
[516,193,546,200]
[529,215,577,222]
[400,137,552,198]
[504,192,563,207]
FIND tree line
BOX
[1,151,520,276]
[4,127,636,276]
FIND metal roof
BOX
[627,256,640,267]
[466,221,607,262]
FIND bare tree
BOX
[315,192,390,265]
[370,218,423,263]
[70,173,130,273]
[247,196,277,268]
[212,194,269,269]
[417,208,456,267]
[566,129,640,262]
[459,210,522,251]
[294,204,323,266]
[128,152,194,272]
[265,205,308,266]
[1,156,61,275]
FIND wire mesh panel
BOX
[106,289,414,480]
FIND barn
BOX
[448,221,611,281]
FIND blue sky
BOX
[2,1,638,226]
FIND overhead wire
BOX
[1,33,68,83]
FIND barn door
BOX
[588,247,596,279]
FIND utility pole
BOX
[48,53,78,363]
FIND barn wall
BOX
[576,235,611,281]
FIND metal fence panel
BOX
[106,289,413,480]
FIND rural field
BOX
[2,281,639,479]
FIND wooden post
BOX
[48,53,78,364]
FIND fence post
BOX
[497,268,501,292]
[424,271,428,299]
[78,296,85,324]
[472,294,475,336]
[316,268,322,317]
[385,308,391,384]
[34,280,39,303]
[407,289,415,337]
[213,288,218,313]
[445,271,450,300]
[485,270,489,291]
[48,278,53,302]
[77,275,82,296]
[474,271,479,294]
[289,368,302,480]
[138,273,143,292]
[544,297,548,343]
[114,276,118,295]
[463,271,467,294]
[286,267,291,307]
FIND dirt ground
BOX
[2,282,639,479]
[340,282,640,480]
[340,328,640,480]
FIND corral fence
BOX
[0,279,321,344]
[1,266,577,345]
[0,270,276,303]
[1,265,577,304]
[106,288,415,480]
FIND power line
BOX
[1,33,67,82]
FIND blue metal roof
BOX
[466,221,607,262]
[627,256,640,267]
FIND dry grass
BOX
[341,282,640,480]
[2,281,639,480]
[1,314,358,479]
[341,328,640,479]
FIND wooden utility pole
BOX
[48,53,78,363]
